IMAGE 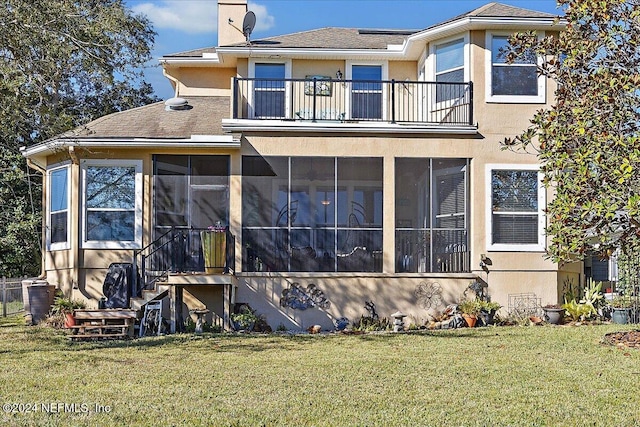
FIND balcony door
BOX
[350,65,383,120]
[253,62,286,119]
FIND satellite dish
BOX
[242,11,256,40]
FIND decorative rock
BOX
[334,317,350,331]
[308,325,322,334]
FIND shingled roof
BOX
[58,96,229,139]
[433,2,558,28]
[162,2,559,58]
[235,27,414,49]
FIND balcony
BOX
[227,77,475,132]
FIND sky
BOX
[124,0,562,99]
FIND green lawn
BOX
[0,315,639,426]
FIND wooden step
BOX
[69,333,129,341]
[130,286,169,311]
[69,325,133,335]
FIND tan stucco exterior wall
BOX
[237,275,474,330]
[183,286,225,326]
[173,67,236,97]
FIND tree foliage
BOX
[0,0,159,276]
[503,0,640,263]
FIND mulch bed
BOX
[603,330,640,349]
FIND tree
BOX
[503,0,640,263]
[0,0,159,276]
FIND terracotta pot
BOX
[462,313,477,328]
[64,312,76,328]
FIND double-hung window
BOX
[487,165,545,251]
[47,165,70,250]
[82,159,142,249]
[486,32,545,103]
[435,38,466,103]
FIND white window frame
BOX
[248,59,292,119]
[485,164,545,252]
[426,33,470,120]
[46,163,71,251]
[485,31,545,104]
[81,159,143,249]
[345,61,388,120]
[417,51,427,122]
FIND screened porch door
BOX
[153,155,230,272]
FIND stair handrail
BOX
[133,228,184,293]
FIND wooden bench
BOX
[69,309,137,340]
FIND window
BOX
[253,62,286,118]
[487,165,545,251]
[242,156,383,273]
[47,165,70,250]
[82,160,142,249]
[486,32,545,103]
[435,38,466,103]
[350,64,383,119]
[395,158,469,273]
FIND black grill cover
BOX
[102,263,135,309]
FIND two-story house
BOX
[22,1,579,331]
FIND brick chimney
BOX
[218,0,249,46]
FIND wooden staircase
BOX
[129,283,170,312]
[131,227,237,333]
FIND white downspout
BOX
[162,67,180,98]
[25,158,47,279]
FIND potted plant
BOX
[51,293,86,328]
[231,308,258,331]
[478,300,501,326]
[559,279,604,323]
[542,304,565,325]
[610,296,633,324]
[458,299,481,327]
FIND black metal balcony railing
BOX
[232,77,473,126]
[134,228,236,291]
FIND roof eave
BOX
[159,52,222,67]
[403,16,565,57]
[21,135,240,165]
[215,46,410,60]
